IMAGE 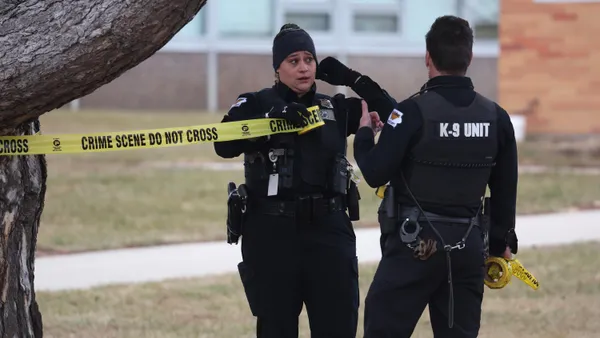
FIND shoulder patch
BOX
[230,97,247,108]
[386,109,403,128]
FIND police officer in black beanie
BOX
[213,23,396,338]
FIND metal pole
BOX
[70,99,80,112]
[206,1,219,113]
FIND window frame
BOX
[342,1,403,51]
[168,10,207,40]
[216,0,276,38]
[459,0,500,41]
[158,0,499,59]
[349,2,403,35]
[281,1,336,36]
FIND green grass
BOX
[34,109,600,253]
[40,168,244,253]
[38,167,600,253]
[37,241,600,338]
[516,171,600,213]
[519,134,600,167]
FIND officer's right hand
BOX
[267,102,311,128]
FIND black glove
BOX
[489,228,518,256]
[316,56,362,86]
[506,228,518,254]
[267,102,311,128]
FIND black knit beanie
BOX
[272,23,317,71]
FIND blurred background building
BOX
[500,0,600,135]
[76,0,600,136]
[79,1,499,109]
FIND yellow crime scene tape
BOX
[375,185,387,199]
[484,256,540,290]
[0,106,325,156]
[375,185,540,291]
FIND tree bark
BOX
[0,0,208,129]
[0,0,207,336]
[0,120,45,338]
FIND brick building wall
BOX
[81,52,498,114]
[499,0,600,135]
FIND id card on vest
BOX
[268,173,279,196]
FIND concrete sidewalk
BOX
[35,210,600,292]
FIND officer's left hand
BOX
[316,56,362,86]
[359,100,382,135]
[371,112,384,133]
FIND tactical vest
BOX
[243,88,351,198]
[398,91,498,207]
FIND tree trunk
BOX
[0,120,45,338]
[0,1,207,336]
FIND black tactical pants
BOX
[237,205,359,338]
[363,221,486,338]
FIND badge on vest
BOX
[319,99,335,121]
[319,98,334,109]
[387,109,403,128]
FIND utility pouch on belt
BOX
[331,153,351,195]
[226,182,248,245]
[277,148,295,189]
[378,185,397,235]
[347,179,360,221]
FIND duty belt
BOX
[398,207,479,227]
[252,194,345,219]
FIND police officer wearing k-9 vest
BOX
[317,16,519,338]
[213,23,393,338]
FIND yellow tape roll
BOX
[375,185,387,199]
[374,185,540,291]
[373,185,540,292]
[484,256,540,290]
[0,106,326,156]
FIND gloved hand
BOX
[489,228,518,257]
[316,56,362,86]
[267,102,311,128]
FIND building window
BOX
[474,22,498,39]
[284,12,331,32]
[218,0,274,37]
[172,11,206,38]
[401,0,461,42]
[461,0,499,39]
[353,13,399,33]
[351,0,398,3]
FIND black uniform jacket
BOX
[213,80,397,195]
[214,78,397,159]
[353,75,519,252]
